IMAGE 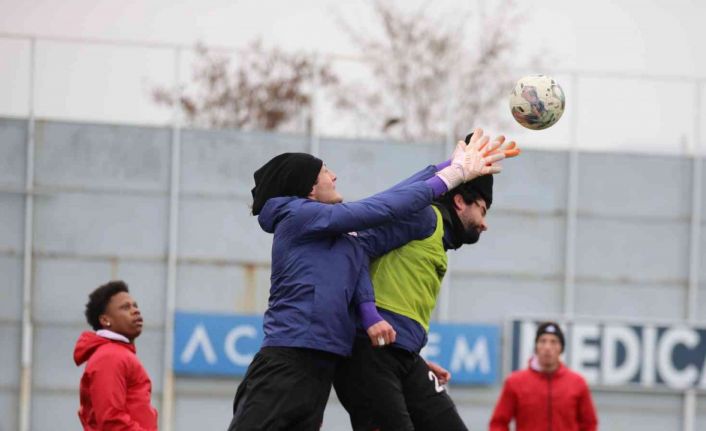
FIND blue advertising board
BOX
[421,322,499,384]
[174,311,499,385]
[173,312,265,376]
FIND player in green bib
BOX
[371,203,448,333]
[335,131,514,431]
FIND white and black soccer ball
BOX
[509,75,565,130]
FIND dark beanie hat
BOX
[251,152,323,215]
[535,321,565,351]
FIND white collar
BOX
[530,355,543,372]
[96,329,130,343]
[530,355,561,374]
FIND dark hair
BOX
[437,174,493,210]
[442,184,485,207]
[85,280,129,330]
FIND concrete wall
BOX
[2,117,706,430]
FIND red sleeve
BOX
[577,380,598,431]
[489,378,516,431]
[89,351,148,431]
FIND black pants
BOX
[334,337,467,431]
[228,347,339,431]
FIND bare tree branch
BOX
[335,0,538,141]
[152,41,337,132]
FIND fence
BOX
[2,32,706,430]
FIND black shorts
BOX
[228,346,339,431]
[334,337,467,431]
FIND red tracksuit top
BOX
[74,331,158,431]
[489,361,598,431]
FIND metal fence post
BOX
[687,81,702,324]
[563,72,579,318]
[18,36,36,431]
[683,79,703,431]
[160,46,182,431]
[436,69,459,322]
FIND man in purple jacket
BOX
[227,129,505,431]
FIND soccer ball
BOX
[509,75,565,130]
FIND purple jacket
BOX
[256,166,437,356]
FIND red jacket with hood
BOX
[74,331,158,431]
[489,360,597,431]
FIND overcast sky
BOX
[1,0,705,153]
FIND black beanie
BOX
[251,153,323,215]
[535,321,565,352]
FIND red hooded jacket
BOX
[74,331,158,431]
[489,361,597,431]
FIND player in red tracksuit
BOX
[73,280,158,431]
[489,322,598,431]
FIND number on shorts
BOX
[428,371,445,393]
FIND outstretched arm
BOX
[356,207,437,259]
[297,171,446,238]
[296,180,435,236]
[298,128,515,237]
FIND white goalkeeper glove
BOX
[435,128,506,190]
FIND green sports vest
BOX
[371,206,447,331]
